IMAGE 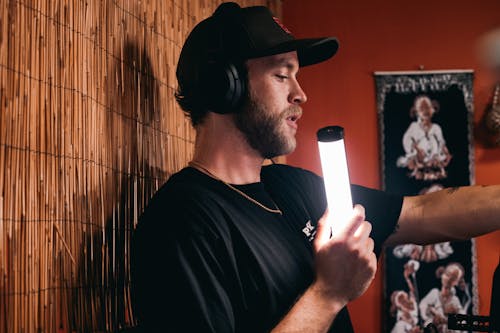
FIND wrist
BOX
[270,281,347,332]
[309,281,348,314]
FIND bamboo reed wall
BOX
[0,0,281,331]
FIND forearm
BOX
[387,185,500,246]
[271,282,346,333]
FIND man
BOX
[131,3,500,332]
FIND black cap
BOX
[176,2,339,87]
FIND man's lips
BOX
[285,108,302,129]
[286,116,299,129]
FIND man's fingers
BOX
[338,204,366,238]
[314,208,332,251]
[365,236,375,255]
[353,220,372,240]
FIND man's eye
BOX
[276,74,288,80]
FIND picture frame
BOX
[374,70,478,333]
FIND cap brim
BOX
[248,37,339,67]
[296,37,339,67]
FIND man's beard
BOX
[234,93,301,159]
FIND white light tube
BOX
[317,126,353,237]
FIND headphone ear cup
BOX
[200,61,245,114]
[224,63,245,111]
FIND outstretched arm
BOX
[385,185,500,246]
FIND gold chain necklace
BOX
[188,161,283,215]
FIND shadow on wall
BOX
[72,40,166,332]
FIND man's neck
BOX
[191,114,265,185]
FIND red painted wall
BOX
[282,1,500,332]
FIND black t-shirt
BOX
[131,164,403,332]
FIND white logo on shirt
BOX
[302,220,316,241]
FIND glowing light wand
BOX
[317,126,353,237]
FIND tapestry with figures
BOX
[374,70,478,333]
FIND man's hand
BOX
[270,205,377,332]
[312,204,377,306]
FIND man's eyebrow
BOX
[269,56,299,71]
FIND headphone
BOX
[197,4,247,114]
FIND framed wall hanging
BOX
[374,70,477,333]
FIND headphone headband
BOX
[197,6,247,114]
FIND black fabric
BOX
[131,164,403,333]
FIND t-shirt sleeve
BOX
[131,187,236,333]
[272,165,403,256]
[351,184,403,256]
